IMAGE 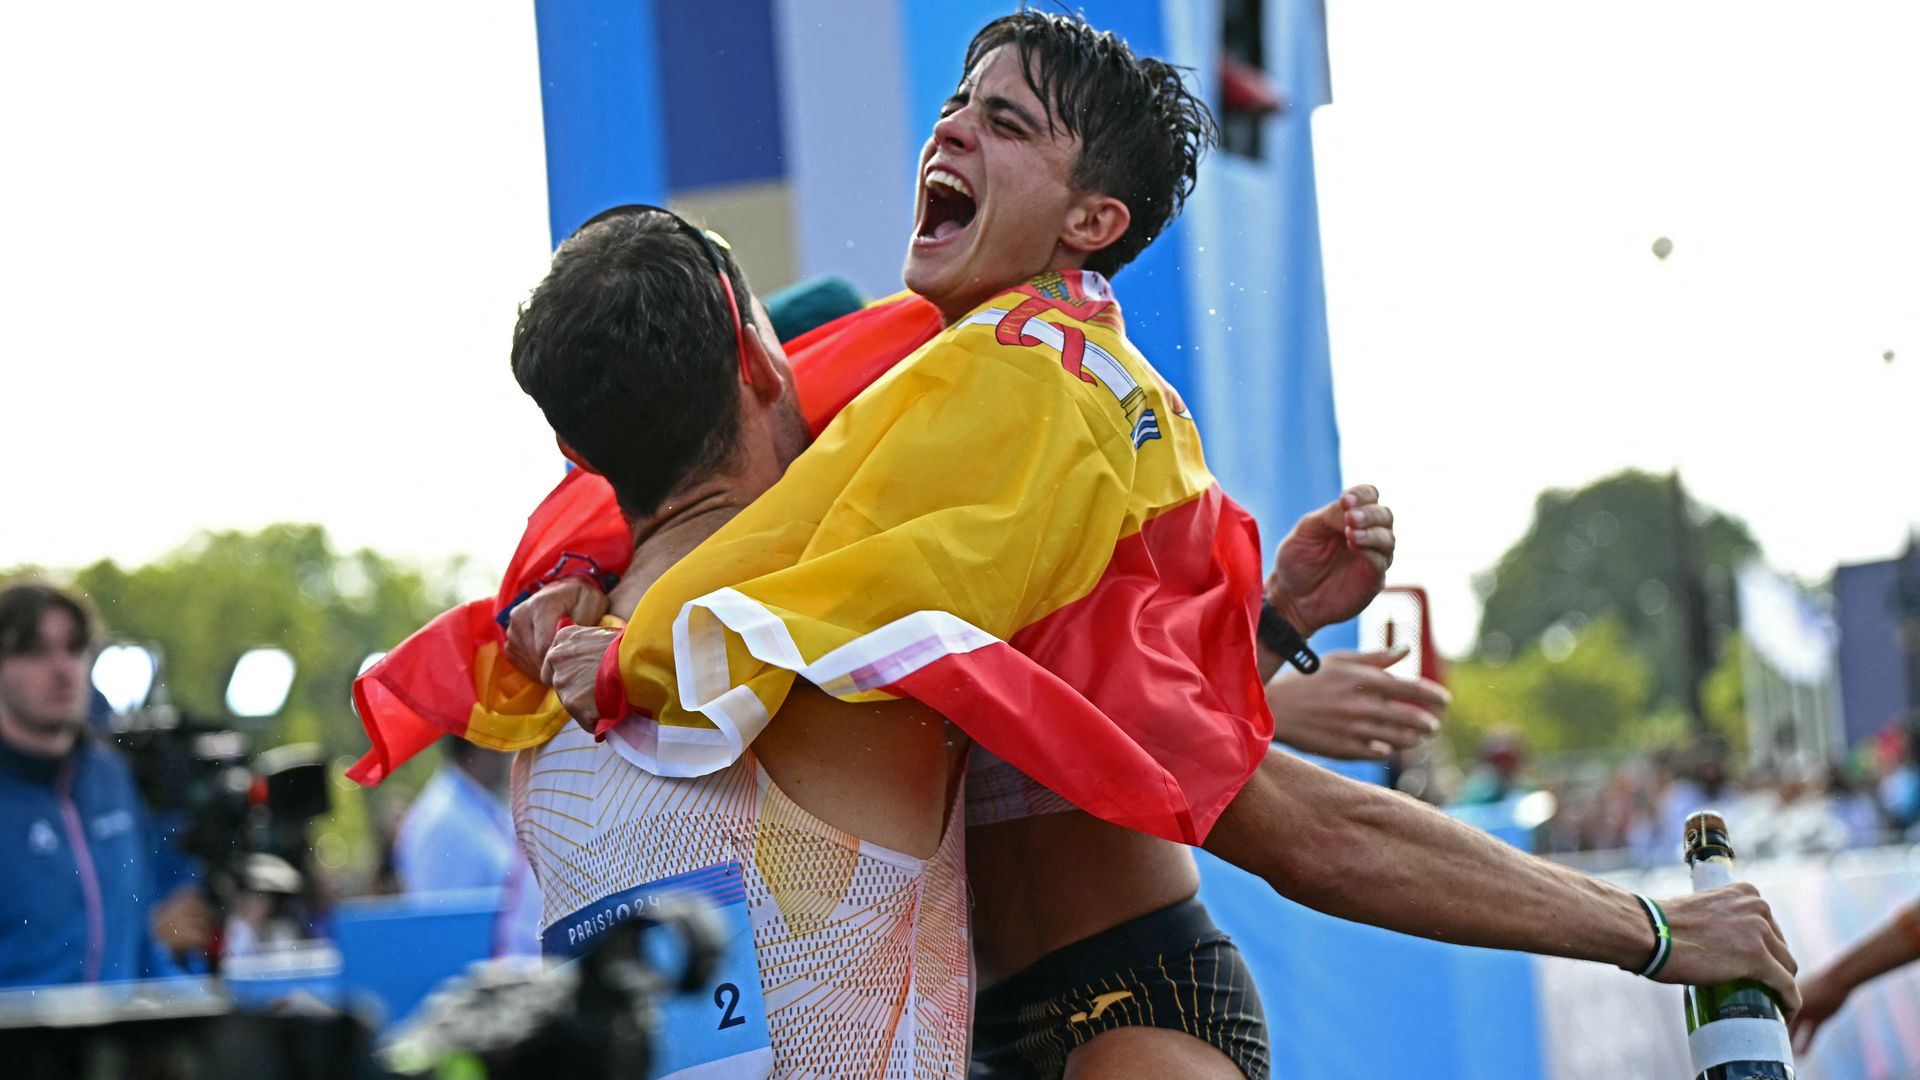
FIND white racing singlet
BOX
[512,724,970,1079]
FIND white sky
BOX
[1322,2,1919,652]
[3,2,1915,656]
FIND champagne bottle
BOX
[1682,811,1795,1080]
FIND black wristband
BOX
[1257,598,1320,674]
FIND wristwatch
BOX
[1258,598,1320,674]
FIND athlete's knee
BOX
[1063,1026,1246,1080]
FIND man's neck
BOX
[934,294,985,328]
[617,484,760,606]
[0,710,79,761]
[931,258,1084,327]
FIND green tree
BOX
[66,525,461,751]
[1447,616,1657,757]
[1472,469,1758,709]
[1700,632,1750,759]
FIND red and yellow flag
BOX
[346,293,942,785]
[351,272,1270,844]
[592,271,1271,843]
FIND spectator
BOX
[393,737,541,955]
[0,582,205,986]
[1748,755,1849,857]
[1830,758,1886,848]
[1455,730,1533,805]
[1652,740,1732,858]
[1875,726,1920,831]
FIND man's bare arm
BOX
[1203,746,1801,1014]
[1790,898,1920,1052]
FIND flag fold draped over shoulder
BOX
[352,272,1270,844]
[599,271,1271,844]
[346,293,942,785]
[345,467,630,784]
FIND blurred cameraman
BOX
[0,582,211,986]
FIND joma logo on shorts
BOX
[1070,991,1135,1024]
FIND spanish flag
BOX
[353,271,1271,845]
[345,467,627,784]
[346,292,944,785]
[597,270,1269,844]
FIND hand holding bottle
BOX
[1675,812,1797,1080]
[1649,882,1801,1018]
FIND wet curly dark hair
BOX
[963,10,1218,276]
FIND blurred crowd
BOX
[1429,727,1920,871]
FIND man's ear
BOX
[1059,194,1131,263]
[556,436,599,475]
[740,306,792,405]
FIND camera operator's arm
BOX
[1202,745,1801,1014]
[125,807,203,976]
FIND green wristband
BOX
[1633,895,1672,979]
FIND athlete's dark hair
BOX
[0,582,93,661]
[510,209,755,519]
[963,10,1218,277]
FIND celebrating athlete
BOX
[359,12,1799,1079]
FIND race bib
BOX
[545,862,772,1078]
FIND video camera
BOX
[92,644,332,931]
[381,893,726,1080]
[116,721,331,898]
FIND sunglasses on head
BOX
[571,203,754,386]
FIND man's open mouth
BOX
[916,166,977,244]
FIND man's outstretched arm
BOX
[1790,897,1920,1052]
[1203,746,1801,1014]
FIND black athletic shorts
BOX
[970,897,1270,1080]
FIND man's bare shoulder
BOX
[754,684,964,859]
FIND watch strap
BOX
[1258,598,1320,674]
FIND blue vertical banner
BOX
[1265,0,1345,542]
[531,0,672,246]
[1166,0,1351,643]
[653,0,786,192]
